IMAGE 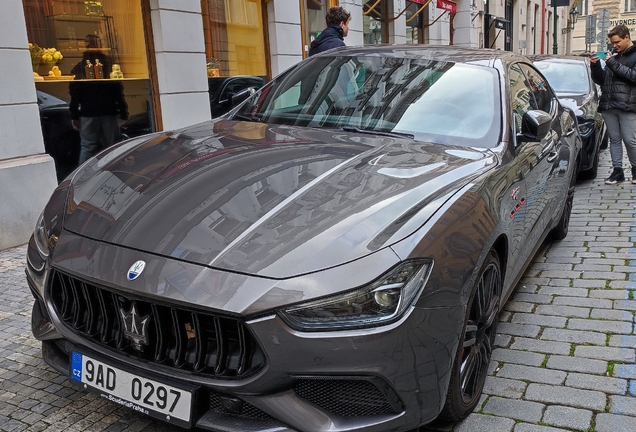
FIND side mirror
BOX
[516,110,552,144]
[231,87,257,107]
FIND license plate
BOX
[70,351,193,426]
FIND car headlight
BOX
[278,260,432,331]
[33,211,50,258]
[578,120,594,137]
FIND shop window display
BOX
[22,0,152,182]
[201,0,267,78]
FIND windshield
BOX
[534,61,590,94]
[234,55,501,148]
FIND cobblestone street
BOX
[1,149,635,432]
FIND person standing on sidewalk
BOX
[590,24,636,185]
[308,6,351,57]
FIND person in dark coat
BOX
[308,6,351,56]
[590,24,636,184]
[69,34,128,165]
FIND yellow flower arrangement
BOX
[29,43,63,72]
[41,47,63,66]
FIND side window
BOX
[521,64,554,114]
[509,64,536,135]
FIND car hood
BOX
[64,120,496,279]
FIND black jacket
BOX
[308,26,345,56]
[591,43,636,112]
[69,52,128,121]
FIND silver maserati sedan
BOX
[26,45,581,431]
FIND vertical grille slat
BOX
[56,272,73,320]
[152,303,166,364]
[214,317,227,376]
[69,277,83,329]
[95,288,110,342]
[237,321,248,376]
[48,269,264,379]
[192,313,207,373]
[172,309,187,368]
[82,282,98,336]
[113,293,126,350]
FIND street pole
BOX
[553,1,558,54]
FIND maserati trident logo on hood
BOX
[127,260,146,281]
[119,302,150,351]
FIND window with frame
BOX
[201,0,267,78]
[363,0,385,45]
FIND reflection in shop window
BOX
[363,0,385,45]
[202,0,267,79]
[22,0,154,183]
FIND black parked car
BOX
[120,76,265,139]
[37,90,81,182]
[528,55,607,179]
[27,46,581,432]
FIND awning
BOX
[436,0,457,13]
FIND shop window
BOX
[627,0,636,12]
[406,2,423,44]
[201,0,267,78]
[22,0,154,181]
[363,0,386,45]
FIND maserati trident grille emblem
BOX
[127,260,146,281]
[119,302,150,351]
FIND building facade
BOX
[0,0,583,250]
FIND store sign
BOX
[436,0,457,13]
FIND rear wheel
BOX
[439,250,502,421]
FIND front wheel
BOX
[550,161,577,241]
[439,250,502,422]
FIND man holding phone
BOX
[590,24,636,184]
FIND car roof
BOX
[526,54,589,64]
[313,44,529,67]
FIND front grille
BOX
[48,269,265,378]
[293,377,401,417]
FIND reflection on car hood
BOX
[64,120,496,278]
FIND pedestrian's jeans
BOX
[78,115,120,164]
[600,109,636,169]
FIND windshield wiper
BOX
[340,126,414,139]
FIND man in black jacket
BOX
[308,6,351,56]
[591,24,636,184]
[69,34,128,165]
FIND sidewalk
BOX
[1,148,635,432]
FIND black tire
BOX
[579,147,599,180]
[550,163,577,241]
[439,250,502,422]
[600,131,609,150]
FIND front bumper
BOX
[27,237,464,432]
